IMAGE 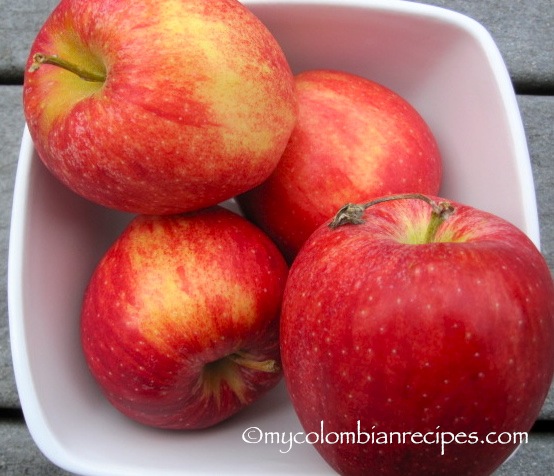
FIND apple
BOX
[23,0,297,215]
[80,206,288,429]
[237,70,442,262]
[280,194,554,475]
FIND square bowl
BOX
[9,1,538,474]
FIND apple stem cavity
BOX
[329,193,455,243]
[227,351,280,373]
[29,53,106,83]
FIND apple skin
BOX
[237,70,442,262]
[23,0,297,215]
[80,206,288,429]
[280,195,554,475]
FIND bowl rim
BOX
[8,1,538,474]
[244,0,540,248]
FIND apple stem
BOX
[329,193,455,243]
[227,351,280,373]
[424,200,455,243]
[29,53,106,83]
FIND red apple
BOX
[23,0,297,214]
[81,206,288,429]
[280,194,554,475]
[237,70,442,262]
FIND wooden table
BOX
[1,0,553,474]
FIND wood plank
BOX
[497,431,554,475]
[414,0,554,92]
[0,416,553,475]
[0,0,59,83]
[521,95,554,419]
[0,0,552,91]
[520,95,554,271]
[0,86,25,409]
[0,416,68,475]
[520,95,554,420]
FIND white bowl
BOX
[8,1,537,475]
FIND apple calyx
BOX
[227,351,280,373]
[29,53,106,83]
[201,351,279,405]
[329,193,455,243]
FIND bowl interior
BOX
[9,1,535,475]
[260,1,537,242]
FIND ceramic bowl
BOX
[9,1,537,474]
